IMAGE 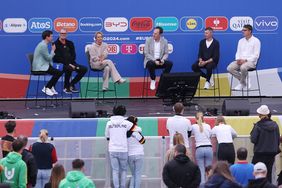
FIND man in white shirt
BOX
[105,105,133,188]
[227,24,261,90]
[144,26,173,90]
[166,102,192,149]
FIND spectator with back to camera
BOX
[1,120,16,158]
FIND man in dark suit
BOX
[192,27,220,89]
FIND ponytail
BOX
[196,112,204,133]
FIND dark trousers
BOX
[191,61,216,82]
[146,60,173,80]
[252,153,276,182]
[217,143,235,164]
[45,66,63,89]
[63,63,88,88]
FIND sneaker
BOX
[42,87,54,96]
[51,87,58,95]
[63,88,72,94]
[117,78,126,84]
[247,79,251,89]
[209,78,214,87]
[70,86,79,93]
[204,81,210,89]
[150,80,156,90]
[234,84,243,90]
[102,87,108,91]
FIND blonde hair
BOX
[94,31,103,39]
[215,116,226,126]
[39,129,48,143]
[173,132,185,146]
[196,112,204,132]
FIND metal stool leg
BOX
[85,70,91,98]
[25,75,32,108]
[256,70,262,102]
[230,75,234,96]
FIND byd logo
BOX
[54,17,78,32]
[255,16,278,31]
[28,18,52,33]
[130,17,153,32]
[104,17,128,32]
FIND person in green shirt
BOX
[59,159,95,188]
[0,139,27,188]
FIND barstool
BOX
[142,67,164,98]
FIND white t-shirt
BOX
[206,39,213,48]
[128,127,144,156]
[154,40,161,59]
[211,124,237,144]
[105,116,133,152]
[191,123,212,147]
[166,115,192,148]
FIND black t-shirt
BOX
[1,135,15,158]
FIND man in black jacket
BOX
[53,28,87,94]
[191,27,220,89]
[162,144,201,188]
[17,136,38,188]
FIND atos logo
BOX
[180,16,203,31]
[28,18,52,33]
[121,44,137,54]
[155,17,178,32]
[205,16,228,31]
[3,18,27,33]
[107,44,120,55]
[230,17,253,31]
[138,44,145,54]
[54,17,78,33]
[79,17,103,32]
[104,17,128,32]
[130,17,153,32]
[255,16,278,31]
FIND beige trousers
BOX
[227,61,256,85]
[90,59,122,89]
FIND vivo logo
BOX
[255,16,278,31]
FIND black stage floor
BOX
[0,97,282,119]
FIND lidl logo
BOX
[155,17,178,32]
[28,18,52,33]
[180,16,203,31]
[79,17,103,32]
[255,16,278,31]
[54,17,78,33]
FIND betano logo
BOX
[230,16,253,31]
[180,16,203,31]
[79,17,103,32]
[104,17,128,32]
[205,16,228,31]
[155,17,178,32]
[54,17,78,33]
[107,44,120,55]
[255,16,278,31]
[130,17,153,32]
[3,18,27,33]
[28,18,52,33]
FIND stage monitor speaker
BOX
[222,99,250,116]
[70,101,96,118]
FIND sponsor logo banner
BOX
[3,18,27,33]
[0,20,2,31]
[121,44,137,54]
[168,44,173,54]
[107,44,120,55]
[130,17,153,32]
[205,16,228,31]
[79,17,103,32]
[28,18,52,33]
[255,16,278,31]
[138,44,145,54]
[155,17,178,32]
[54,17,78,33]
[230,16,253,31]
[104,17,128,32]
[180,16,203,31]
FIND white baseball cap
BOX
[256,105,270,115]
[254,162,267,173]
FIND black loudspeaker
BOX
[69,101,96,118]
[222,99,250,116]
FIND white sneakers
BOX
[234,79,251,90]
[42,87,58,96]
[150,80,156,90]
[51,87,58,95]
[117,78,126,84]
[204,81,210,89]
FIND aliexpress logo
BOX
[54,17,78,32]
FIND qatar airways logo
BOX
[104,17,128,32]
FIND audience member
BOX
[165,133,189,162]
[44,164,65,188]
[1,121,16,158]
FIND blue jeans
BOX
[128,155,144,188]
[109,152,128,188]
[35,169,51,188]
[195,146,213,184]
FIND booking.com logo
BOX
[28,18,52,33]
[155,17,178,32]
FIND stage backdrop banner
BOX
[0,0,281,98]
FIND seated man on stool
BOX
[227,24,261,90]
[53,28,88,94]
[191,27,220,89]
[144,26,173,90]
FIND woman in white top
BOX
[191,111,213,184]
[211,116,237,164]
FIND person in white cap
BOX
[245,162,276,188]
[250,105,280,183]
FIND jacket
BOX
[32,40,54,71]
[246,177,276,188]
[53,38,76,65]
[250,118,280,154]
[59,170,95,188]
[144,37,169,68]
[198,38,220,65]
[22,149,38,187]
[0,152,27,188]
[162,154,201,188]
[205,174,242,188]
